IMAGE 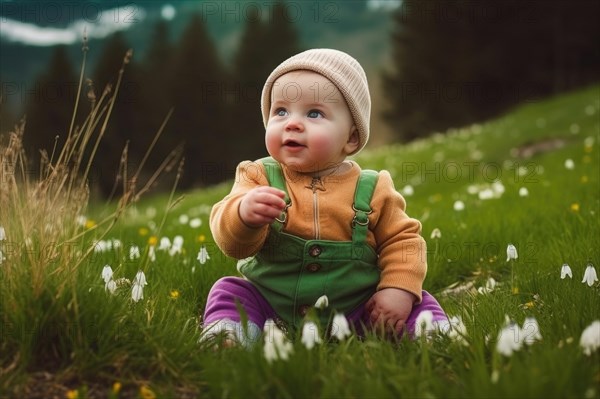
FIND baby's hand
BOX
[239,186,287,227]
[365,288,417,335]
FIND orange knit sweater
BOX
[210,159,427,301]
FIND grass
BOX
[0,82,599,398]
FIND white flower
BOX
[263,319,294,363]
[0,250,5,265]
[579,320,600,356]
[496,320,523,356]
[402,185,414,196]
[518,187,529,197]
[314,295,329,309]
[430,228,442,239]
[134,270,147,286]
[148,245,156,262]
[560,263,573,279]
[522,317,542,345]
[453,200,465,211]
[478,277,497,294]
[131,270,147,302]
[101,265,114,283]
[129,245,140,260]
[414,310,436,339]
[0,226,6,240]
[331,313,352,340]
[169,235,184,256]
[439,315,468,346]
[178,214,189,224]
[582,264,598,286]
[132,283,144,302]
[197,245,210,264]
[189,218,202,228]
[564,159,575,170]
[478,188,495,200]
[105,279,117,294]
[506,244,518,262]
[158,237,171,251]
[301,321,322,350]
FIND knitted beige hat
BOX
[261,48,371,155]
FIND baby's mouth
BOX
[284,140,305,148]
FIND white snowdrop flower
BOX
[132,283,144,302]
[111,239,122,249]
[76,215,87,227]
[506,244,518,262]
[560,263,573,279]
[402,185,414,196]
[582,263,599,286]
[314,295,329,309]
[564,159,575,170]
[492,181,505,196]
[129,245,141,260]
[148,245,156,262]
[467,185,479,194]
[93,240,109,253]
[189,218,202,228]
[105,279,117,294]
[518,187,529,197]
[579,320,600,356]
[169,236,184,256]
[478,188,495,200]
[414,310,435,340]
[496,321,523,356]
[522,317,542,345]
[263,319,294,363]
[430,228,441,239]
[197,245,210,264]
[178,214,189,224]
[134,270,147,286]
[584,136,595,147]
[585,105,596,115]
[0,226,5,241]
[145,206,157,218]
[477,277,497,294]
[0,250,5,265]
[440,315,468,346]
[101,265,114,283]
[158,237,171,251]
[301,321,322,350]
[173,235,184,247]
[131,270,147,303]
[453,200,465,211]
[331,313,352,341]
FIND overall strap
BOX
[352,169,379,244]
[259,157,291,231]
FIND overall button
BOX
[298,305,310,317]
[308,245,322,257]
[306,263,321,272]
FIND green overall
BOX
[237,157,381,330]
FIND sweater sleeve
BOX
[209,160,271,259]
[370,170,427,302]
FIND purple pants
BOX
[203,276,447,336]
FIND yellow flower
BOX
[169,290,180,299]
[570,203,580,212]
[584,145,593,153]
[197,234,206,243]
[85,219,96,229]
[112,382,122,394]
[66,390,79,399]
[512,287,519,295]
[148,236,158,246]
[138,227,149,236]
[524,301,535,309]
[581,175,589,183]
[140,385,156,399]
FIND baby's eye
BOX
[275,108,288,117]
[307,110,323,118]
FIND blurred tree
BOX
[138,20,178,184]
[383,0,600,141]
[92,32,143,196]
[23,45,79,173]
[170,13,230,187]
[229,0,301,162]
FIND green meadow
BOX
[1,85,598,398]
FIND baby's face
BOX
[265,71,358,174]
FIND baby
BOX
[202,48,447,346]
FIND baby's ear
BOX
[344,126,360,154]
